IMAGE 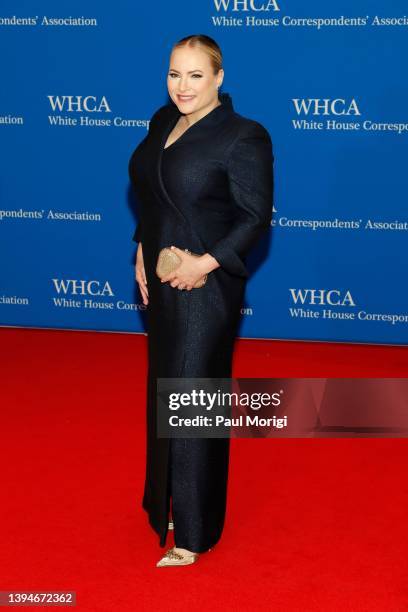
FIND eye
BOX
[192,74,202,78]
[168,72,178,78]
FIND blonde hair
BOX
[172,34,223,75]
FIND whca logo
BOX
[47,96,111,113]
[52,279,114,296]
[213,0,280,11]
[289,289,356,307]
[292,98,361,116]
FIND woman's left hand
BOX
[160,246,218,290]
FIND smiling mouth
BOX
[177,95,195,101]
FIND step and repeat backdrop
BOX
[1,1,407,345]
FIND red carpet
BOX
[0,328,407,611]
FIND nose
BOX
[178,76,191,92]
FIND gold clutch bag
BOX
[156,247,208,288]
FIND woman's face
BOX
[167,46,224,116]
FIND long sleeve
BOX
[130,104,168,245]
[132,223,142,243]
[207,121,274,278]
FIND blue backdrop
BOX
[1,1,407,345]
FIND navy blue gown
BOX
[128,92,274,552]
[161,143,232,552]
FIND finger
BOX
[161,272,177,283]
[136,273,147,288]
[137,277,149,296]
[170,245,184,255]
[139,285,148,305]
[141,274,149,295]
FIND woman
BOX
[128,34,274,567]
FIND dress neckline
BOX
[163,92,234,151]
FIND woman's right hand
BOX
[135,243,149,305]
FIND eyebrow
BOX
[168,69,204,74]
